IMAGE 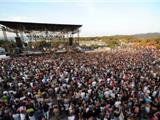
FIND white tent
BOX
[0,47,10,59]
[0,47,5,54]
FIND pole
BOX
[29,32,32,50]
[2,27,8,41]
[78,29,80,45]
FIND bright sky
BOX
[0,0,160,36]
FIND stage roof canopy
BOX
[0,21,82,32]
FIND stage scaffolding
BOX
[0,21,82,53]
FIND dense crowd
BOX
[0,48,160,120]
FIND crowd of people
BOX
[0,48,160,120]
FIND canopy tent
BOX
[0,21,82,54]
[0,21,82,32]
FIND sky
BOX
[0,0,160,36]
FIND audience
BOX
[0,48,159,120]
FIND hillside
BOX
[133,32,160,39]
[79,33,160,49]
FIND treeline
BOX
[0,35,159,49]
[0,40,16,48]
